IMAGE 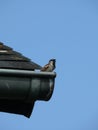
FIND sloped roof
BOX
[0,42,42,70]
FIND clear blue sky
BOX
[0,0,98,130]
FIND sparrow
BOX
[40,59,56,72]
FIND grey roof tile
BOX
[0,42,42,70]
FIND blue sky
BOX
[0,0,98,130]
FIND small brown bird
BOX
[40,59,56,72]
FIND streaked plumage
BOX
[40,59,56,72]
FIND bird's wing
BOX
[40,64,49,71]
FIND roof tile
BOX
[0,42,41,70]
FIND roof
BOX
[0,42,42,70]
